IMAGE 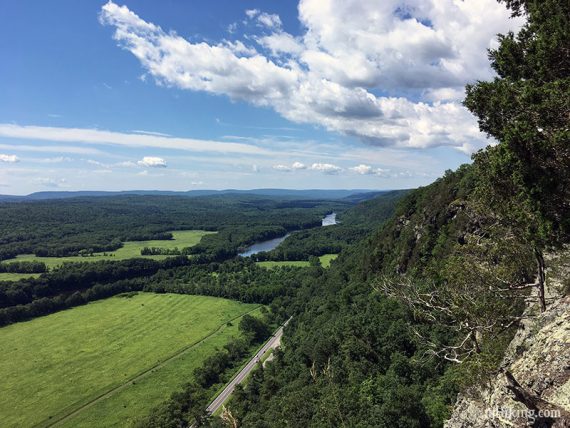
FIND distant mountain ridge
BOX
[0,189,389,202]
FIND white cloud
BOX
[227,22,238,34]
[291,161,307,170]
[0,124,268,155]
[0,143,101,155]
[272,164,291,172]
[245,9,259,19]
[115,160,138,168]
[87,159,140,169]
[350,164,389,176]
[100,0,523,153]
[350,164,373,175]
[310,163,342,174]
[132,129,172,137]
[0,154,19,163]
[87,159,106,167]
[256,32,304,56]
[256,12,282,29]
[137,156,167,168]
[40,156,72,163]
[33,177,67,188]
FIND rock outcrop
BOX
[446,251,570,428]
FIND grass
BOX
[319,254,338,268]
[0,292,259,428]
[0,272,41,281]
[1,230,215,270]
[256,254,339,269]
[256,260,310,269]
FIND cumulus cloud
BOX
[0,154,19,163]
[350,164,389,176]
[100,0,522,153]
[291,161,307,170]
[245,9,259,19]
[137,156,167,168]
[310,163,342,174]
[273,161,342,174]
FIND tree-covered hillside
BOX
[221,1,569,426]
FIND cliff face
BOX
[446,250,570,428]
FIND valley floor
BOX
[0,293,259,427]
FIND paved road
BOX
[205,318,292,416]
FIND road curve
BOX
[205,317,291,415]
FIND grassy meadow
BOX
[256,260,311,269]
[0,293,259,428]
[256,254,339,269]
[0,272,41,281]
[1,230,215,270]
[319,253,338,268]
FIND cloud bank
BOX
[100,0,522,153]
[0,124,267,155]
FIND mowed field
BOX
[256,254,339,269]
[0,293,260,428]
[0,272,41,281]
[1,230,215,270]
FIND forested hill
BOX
[0,188,384,202]
[223,1,569,426]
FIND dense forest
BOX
[0,192,403,325]
[0,195,349,260]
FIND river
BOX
[239,212,337,257]
[322,212,337,226]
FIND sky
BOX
[0,0,524,194]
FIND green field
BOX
[256,260,311,269]
[319,253,338,268]
[0,293,259,428]
[256,254,338,269]
[0,272,41,281]
[1,230,215,270]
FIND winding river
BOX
[239,213,337,257]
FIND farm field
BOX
[0,272,41,281]
[1,230,215,270]
[256,254,339,269]
[0,292,259,428]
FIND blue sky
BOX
[0,0,522,194]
